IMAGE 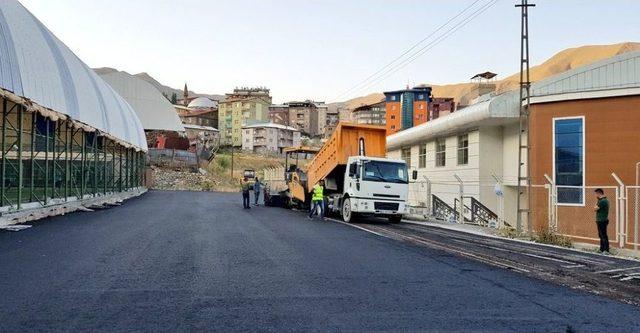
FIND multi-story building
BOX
[384,86,432,135]
[268,104,290,126]
[218,87,272,146]
[242,123,301,154]
[337,105,353,123]
[174,97,219,128]
[267,100,328,137]
[352,100,386,125]
[428,97,456,121]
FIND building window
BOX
[401,147,411,167]
[390,115,395,120]
[554,117,584,205]
[457,134,469,165]
[435,138,446,167]
[418,144,427,168]
[390,125,396,130]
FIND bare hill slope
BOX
[341,42,640,110]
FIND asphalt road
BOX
[1,191,640,333]
[352,220,640,305]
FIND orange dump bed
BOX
[306,123,386,192]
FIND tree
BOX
[170,92,178,105]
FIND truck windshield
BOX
[362,161,408,184]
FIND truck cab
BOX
[327,156,409,223]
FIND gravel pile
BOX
[151,167,220,191]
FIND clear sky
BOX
[19,0,640,104]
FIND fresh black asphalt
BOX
[1,190,640,333]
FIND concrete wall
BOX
[478,126,504,213]
[388,124,521,224]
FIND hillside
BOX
[93,67,224,101]
[340,42,640,110]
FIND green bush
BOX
[498,226,519,239]
[216,156,230,169]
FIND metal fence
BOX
[626,186,640,250]
[1,97,146,212]
[408,179,502,228]
[147,149,197,169]
[533,174,633,251]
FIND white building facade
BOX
[242,123,301,154]
[387,92,521,226]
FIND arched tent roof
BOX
[0,1,147,151]
[188,97,217,109]
[99,71,185,132]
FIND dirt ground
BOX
[150,152,288,192]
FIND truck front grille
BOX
[374,202,399,211]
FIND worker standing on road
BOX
[308,180,325,220]
[253,177,262,206]
[593,188,610,254]
[241,177,251,209]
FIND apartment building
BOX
[352,100,386,125]
[268,100,328,137]
[384,86,432,135]
[242,123,301,154]
[218,87,272,146]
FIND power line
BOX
[333,0,484,101]
[334,0,499,101]
[348,0,499,97]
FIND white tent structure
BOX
[0,0,147,212]
[99,71,185,132]
[0,1,146,150]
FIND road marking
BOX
[620,274,640,282]
[450,234,582,266]
[595,266,640,274]
[326,218,388,238]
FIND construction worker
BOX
[241,177,251,209]
[308,180,325,220]
[253,177,262,206]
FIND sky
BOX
[19,0,640,104]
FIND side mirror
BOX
[412,170,418,180]
[348,163,357,177]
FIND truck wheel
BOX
[342,198,354,223]
[388,215,403,223]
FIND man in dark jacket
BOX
[594,188,610,254]
[241,177,251,209]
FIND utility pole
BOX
[515,0,535,234]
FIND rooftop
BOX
[188,97,217,109]
[243,122,299,132]
[531,50,640,102]
[383,86,432,95]
[0,1,146,150]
